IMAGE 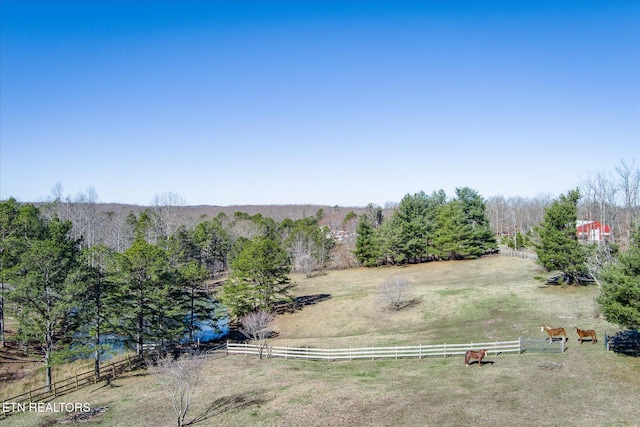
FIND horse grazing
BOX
[541,325,566,344]
[464,349,487,367]
[575,327,597,344]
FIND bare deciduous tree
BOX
[379,276,415,311]
[150,192,187,242]
[289,234,320,278]
[152,353,206,427]
[240,310,274,359]
[229,219,261,241]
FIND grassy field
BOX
[3,256,640,426]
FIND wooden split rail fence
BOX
[1,354,145,419]
[1,343,229,419]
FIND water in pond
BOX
[72,317,229,360]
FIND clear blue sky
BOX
[1,0,638,207]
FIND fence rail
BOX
[1,338,561,419]
[1,344,230,419]
[519,337,566,353]
[499,250,538,260]
[1,354,144,419]
[228,339,526,361]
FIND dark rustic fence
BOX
[605,330,640,356]
[1,344,228,419]
[519,337,566,353]
[1,354,144,419]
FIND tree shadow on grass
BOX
[188,392,269,425]
[273,293,332,314]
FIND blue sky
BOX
[1,0,638,207]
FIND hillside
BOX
[4,256,640,426]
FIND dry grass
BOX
[3,256,640,426]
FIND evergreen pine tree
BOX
[354,215,381,266]
[534,189,586,282]
[597,224,640,329]
[9,213,82,390]
[221,236,295,318]
[111,237,176,355]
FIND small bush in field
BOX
[379,276,416,311]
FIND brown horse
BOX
[541,325,566,344]
[464,349,487,367]
[575,327,597,344]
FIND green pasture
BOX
[3,256,639,427]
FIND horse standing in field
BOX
[464,349,487,367]
[541,325,566,344]
[575,327,597,344]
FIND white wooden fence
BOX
[227,339,525,361]
[499,249,538,260]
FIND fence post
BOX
[519,337,522,354]
[53,381,57,398]
[28,390,32,403]
[127,354,131,370]
[75,373,79,390]
[419,344,422,359]
[443,343,446,358]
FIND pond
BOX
[72,317,230,360]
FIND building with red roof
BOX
[576,220,612,242]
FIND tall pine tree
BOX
[9,214,82,390]
[221,236,295,318]
[534,189,587,282]
[354,215,382,267]
[111,238,176,355]
[597,224,640,329]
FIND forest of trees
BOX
[0,160,638,388]
[354,187,498,266]
[0,196,338,388]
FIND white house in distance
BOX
[576,220,612,242]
